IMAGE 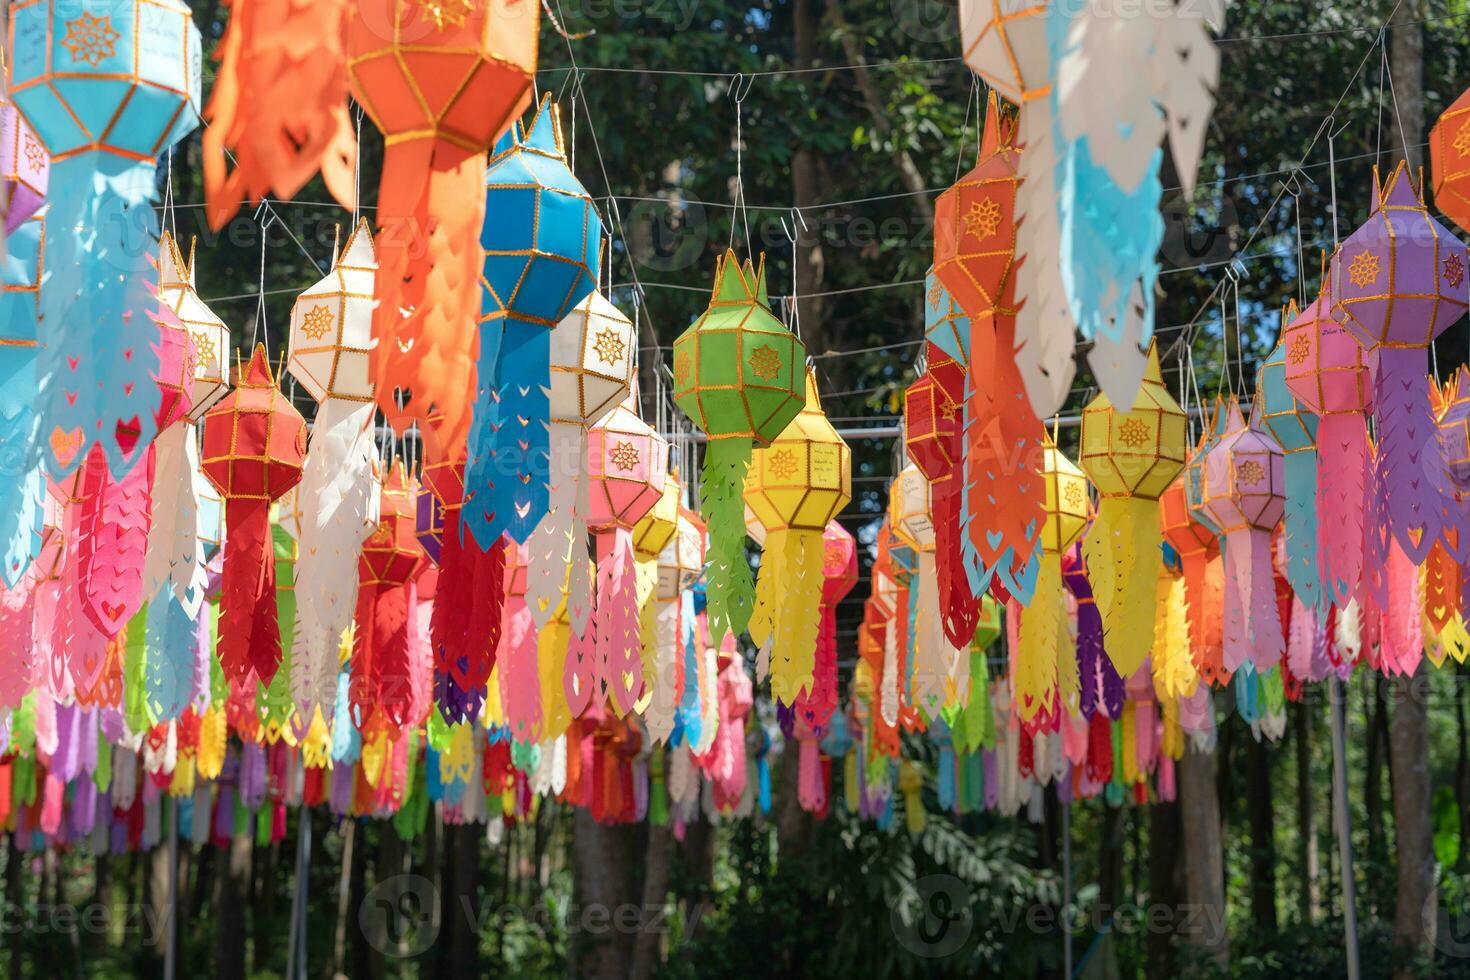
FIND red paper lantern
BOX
[351,464,422,737]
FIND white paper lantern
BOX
[157,232,229,420]
[287,219,376,404]
[550,290,634,426]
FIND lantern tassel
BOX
[143,590,196,724]
[1016,550,1063,723]
[142,426,207,616]
[77,443,154,642]
[1315,413,1369,607]
[594,528,642,717]
[524,424,584,627]
[0,571,36,712]
[912,552,948,721]
[432,518,503,724]
[701,438,755,642]
[466,323,551,547]
[500,598,542,744]
[1083,496,1159,678]
[1373,348,1453,564]
[219,497,280,686]
[1282,450,1322,615]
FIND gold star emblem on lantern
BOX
[610,441,640,472]
[61,12,120,67]
[301,304,334,341]
[768,449,798,479]
[1287,333,1311,365]
[749,344,782,381]
[1455,120,1470,157]
[1447,254,1466,289]
[1347,251,1380,288]
[1117,416,1151,449]
[673,351,691,387]
[592,327,626,366]
[926,278,942,309]
[369,521,392,544]
[1063,481,1085,509]
[191,331,217,367]
[962,197,1002,240]
[21,134,43,173]
[418,0,473,30]
[1236,459,1265,487]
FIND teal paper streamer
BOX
[0,214,45,586]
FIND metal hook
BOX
[726,72,754,103]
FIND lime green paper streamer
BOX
[125,604,149,732]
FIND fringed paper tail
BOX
[432,515,503,724]
[1282,450,1321,614]
[499,598,542,743]
[1373,347,1452,564]
[0,572,35,711]
[143,589,197,723]
[701,438,755,643]
[77,444,154,639]
[768,530,823,707]
[218,499,274,686]
[934,484,980,648]
[911,552,948,721]
[1223,528,1283,670]
[646,598,682,744]
[594,529,642,717]
[563,611,598,721]
[797,738,824,813]
[1083,496,1160,677]
[1315,413,1369,606]
[372,144,486,453]
[1016,551,1063,723]
[465,323,550,547]
[524,423,583,627]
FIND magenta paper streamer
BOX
[1316,415,1370,605]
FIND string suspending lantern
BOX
[577,394,668,719]
[470,96,601,547]
[1331,163,1467,565]
[1079,344,1187,677]
[286,219,380,723]
[1201,396,1286,671]
[746,371,851,706]
[672,252,805,644]
[1282,270,1373,608]
[201,346,307,689]
[10,0,202,476]
[347,0,538,457]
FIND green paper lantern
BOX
[672,252,806,641]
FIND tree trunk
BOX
[1391,665,1437,977]
[441,822,481,977]
[1294,701,1320,922]
[1366,674,1390,890]
[1147,800,1183,979]
[1457,662,1470,871]
[570,810,644,980]
[6,836,22,980]
[1246,735,1278,931]
[1098,804,1125,924]
[1179,740,1229,969]
[630,824,673,980]
[214,830,251,980]
[774,742,811,861]
[332,818,356,979]
[251,837,279,975]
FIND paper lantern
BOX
[1015,437,1087,725]
[959,0,1050,107]
[1160,474,1223,685]
[924,268,970,366]
[469,96,601,547]
[905,345,978,647]
[156,234,229,422]
[201,346,307,688]
[202,0,355,228]
[286,219,380,723]
[1260,308,1322,614]
[0,211,44,584]
[11,0,202,475]
[1284,262,1373,606]
[1079,344,1187,676]
[1331,163,1466,563]
[1431,84,1470,235]
[577,394,668,718]
[522,290,634,629]
[347,0,538,457]
[1202,397,1285,671]
[935,94,1020,321]
[350,465,421,737]
[0,94,47,232]
[746,372,850,705]
[672,252,806,642]
[1433,370,1470,625]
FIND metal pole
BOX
[1063,800,1073,979]
[165,797,178,980]
[1329,676,1360,980]
[286,806,313,980]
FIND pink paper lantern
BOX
[0,99,48,233]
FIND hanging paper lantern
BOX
[1079,344,1187,676]
[632,474,679,712]
[795,520,856,733]
[1331,163,1467,564]
[287,219,381,722]
[1016,436,1087,724]
[0,211,44,584]
[522,289,633,627]
[905,345,979,648]
[934,94,1020,322]
[1434,369,1470,624]
[647,505,705,744]
[469,96,601,546]
[1201,397,1286,671]
[350,465,421,738]
[1431,85,1470,235]
[201,346,307,688]
[1284,262,1373,606]
[673,252,806,643]
[347,0,538,455]
[746,371,851,705]
[958,0,1050,107]
[202,0,355,228]
[1260,306,1322,615]
[11,0,202,476]
[0,92,48,232]
[924,267,970,366]
[887,463,952,722]
[1160,473,1223,685]
[578,394,668,718]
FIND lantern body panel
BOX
[1160,474,1218,558]
[1040,443,1088,554]
[549,291,633,427]
[156,232,230,421]
[201,351,307,501]
[586,402,668,531]
[959,0,1050,106]
[1438,368,1470,490]
[1079,349,1187,500]
[1260,323,1318,453]
[288,219,377,404]
[656,506,705,600]
[821,521,858,605]
[632,476,680,558]
[889,465,934,552]
[934,95,1019,319]
[1283,278,1372,416]
[746,373,851,534]
[1431,85,1470,235]
[0,98,48,231]
[1201,402,1286,533]
[924,269,970,365]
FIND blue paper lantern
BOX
[10,0,201,477]
[466,95,601,548]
